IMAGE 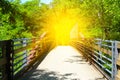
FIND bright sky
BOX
[41,0,52,4]
[21,0,52,4]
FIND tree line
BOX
[0,0,120,40]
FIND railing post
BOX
[0,41,7,80]
[115,41,118,79]
[99,39,102,59]
[22,39,27,67]
[6,40,14,80]
[111,41,117,80]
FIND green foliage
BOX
[48,0,120,40]
[0,0,120,40]
[83,0,120,40]
[103,63,112,71]
[0,0,43,40]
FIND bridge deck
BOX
[20,46,106,80]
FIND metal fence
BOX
[94,39,118,80]
[12,38,33,79]
[0,39,33,80]
[71,39,119,80]
[0,37,47,80]
[1,37,119,80]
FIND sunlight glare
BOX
[44,8,91,45]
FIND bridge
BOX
[0,36,120,80]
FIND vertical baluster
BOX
[111,41,117,80]
[99,39,102,60]
[114,41,118,80]
[22,39,27,67]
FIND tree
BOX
[0,0,42,40]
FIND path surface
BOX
[20,46,105,80]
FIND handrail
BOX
[0,33,54,80]
[12,37,52,80]
[71,39,119,80]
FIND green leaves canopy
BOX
[0,0,120,40]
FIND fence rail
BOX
[12,38,32,79]
[1,37,120,80]
[71,39,120,80]
[94,39,117,80]
[0,39,34,80]
[0,34,53,80]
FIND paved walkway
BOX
[20,46,105,80]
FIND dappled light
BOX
[20,46,104,80]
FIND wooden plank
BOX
[116,75,120,80]
[0,58,6,65]
[73,40,112,55]
[117,42,120,48]
[74,40,113,56]
[117,58,120,66]
[116,70,120,80]
[117,70,120,76]
[94,45,112,56]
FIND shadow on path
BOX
[65,55,87,64]
[20,69,80,80]
[19,46,106,80]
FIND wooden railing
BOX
[71,39,120,80]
